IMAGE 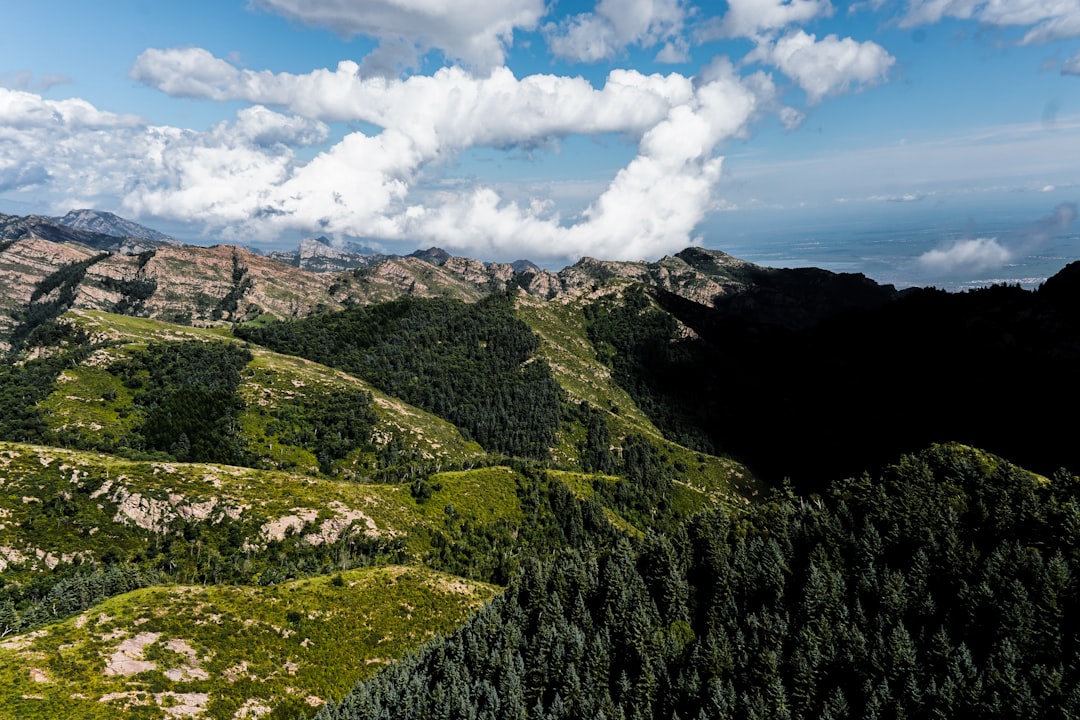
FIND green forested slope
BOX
[234,293,565,460]
[17,309,484,476]
[318,444,1080,720]
[514,292,760,505]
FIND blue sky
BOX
[1,0,1079,283]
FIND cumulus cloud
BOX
[225,106,329,148]
[130,49,694,145]
[127,50,730,255]
[11,45,780,262]
[396,62,773,260]
[0,88,142,130]
[0,88,321,226]
[900,0,1080,43]
[918,237,1013,274]
[544,0,688,63]
[698,0,833,40]
[251,0,545,70]
[130,48,241,100]
[748,30,894,103]
[917,203,1076,276]
[0,89,160,209]
[128,56,769,260]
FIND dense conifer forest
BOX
[318,444,1080,720]
[236,293,564,460]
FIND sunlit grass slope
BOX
[516,293,762,506]
[0,566,496,719]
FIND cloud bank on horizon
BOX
[0,0,1079,264]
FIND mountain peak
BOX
[410,247,452,266]
[299,236,347,260]
[55,209,175,242]
[674,246,751,273]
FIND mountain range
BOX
[1,209,1079,718]
[0,209,893,338]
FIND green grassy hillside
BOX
[0,440,733,718]
[0,565,496,719]
[48,310,485,476]
[515,292,761,506]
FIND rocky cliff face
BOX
[132,245,340,323]
[270,237,388,272]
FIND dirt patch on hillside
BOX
[103,631,160,676]
[234,698,272,718]
[261,508,319,542]
[99,691,209,717]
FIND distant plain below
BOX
[713,206,1080,291]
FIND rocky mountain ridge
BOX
[51,209,177,244]
[0,211,177,256]
[0,208,901,351]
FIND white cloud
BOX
[0,88,322,226]
[918,237,1013,274]
[655,39,691,63]
[226,106,329,148]
[778,105,806,129]
[698,0,833,40]
[125,139,295,226]
[251,0,545,70]
[0,89,160,207]
[748,30,895,103]
[130,48,241,100]
[544,0,688,63]
[397,62,773,260]
[915,203,1075,277]
[131,58,768,261]
[126,51,737,256]
[8,48,778,262]
[900,0,1080,43]
[130,49,695,145]
[0,88,141,130]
